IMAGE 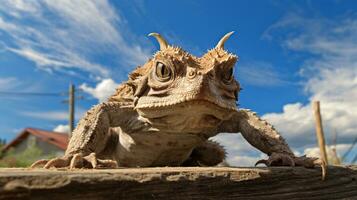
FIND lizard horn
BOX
[148,32,168,50]
[216,31,234,50]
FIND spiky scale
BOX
[31,33,323,176]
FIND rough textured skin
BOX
[31,32,324,174]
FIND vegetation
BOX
[0,139,5,158]
[0,141,55,168]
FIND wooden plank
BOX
[0,166,356,200]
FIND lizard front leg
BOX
[219,109,326,179]
[31,102,133,169]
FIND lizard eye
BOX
[223,67,233,83]
[155,62,172,81]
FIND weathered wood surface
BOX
[0,166,356,200]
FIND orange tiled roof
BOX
[1,127,69,152]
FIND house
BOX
[1,128,69,157]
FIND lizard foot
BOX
[255,153,327,180]
[30,153,118,169]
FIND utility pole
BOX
[331,129,341,165]
[68,83,75,139]
[313,101,328,165]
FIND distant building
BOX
[1,128,68,157]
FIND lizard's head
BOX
[114,32,240,132]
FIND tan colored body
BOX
[115,129,203,167]
[31,32,324,174]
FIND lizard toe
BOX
[97,158,118,168]
[81,153,118,169]
[280,154,295,167]
[256,153,296,167]
[70,153,84,169]
[83,153,98,169]
[294,156,327,180]
[44,157,70,169]
[30,159,49,168]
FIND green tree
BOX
[0,138,6,158]
[0,141,55,167]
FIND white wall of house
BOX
[10,135,65,157]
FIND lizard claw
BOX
[295,155,327,180]
[30,153,118,169]
[83,153,118,169]
[44,157,70,168]
[256,153,327,180]
[30,159,50,168]
[255,153,295,167]
[255,159,268,167]
[30,157,70,169]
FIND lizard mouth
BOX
[135,94,237,112]
[135,98,236,121]
[135,99,235,133]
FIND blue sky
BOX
[0,0,356,166]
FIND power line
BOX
[342,136,357,160]
[0,91,67,97]
[352,153,357,164]
[343,136,357,164]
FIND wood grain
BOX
[313,101,329,164]
[0,166,356,200]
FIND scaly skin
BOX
[31,32,325,179]
[218,109,326,179]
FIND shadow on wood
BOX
[0,166,356,200]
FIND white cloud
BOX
[213,133,260,154]
[214,14,357,166]
[304,145,346,158]
[9,48,70,67]
[0,0,41,18]
[80,79,118,102]
[53,124,70,133]
[21,111,68,121]
[0,77,19,90]
[304,144,351,164]
[263,103,315,146]
[20,108,85,121]
[228,155,266,167]
[0,0,151,77]
[261,14,357,163]
[212,133,263,166]
[237,61,290,87]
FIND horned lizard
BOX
[31,32,325,176]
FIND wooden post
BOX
[313,101,328,165]
[68,83,75,139]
